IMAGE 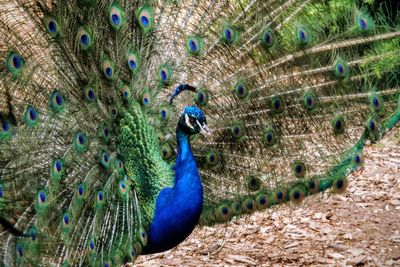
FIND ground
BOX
[134,128,400,266]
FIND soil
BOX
[134,128,400,266]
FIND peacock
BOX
[0,0,399,265]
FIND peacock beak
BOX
[196,120,211,136]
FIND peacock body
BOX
[0,0,399,265]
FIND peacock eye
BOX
[160,142,175,161]
[48,20,56,31]
[78,184,84,196]
[63,214,70,225]
[109,3,125,30]
[44,16,59,37]
[359,18,367,30]
[195,89,209,106]
[29,227,37,241]
[158,64,173,85]
[187,36,203,55]
[16,243,23,257]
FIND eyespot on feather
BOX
[109,3,126,30]
[4,51,24,77]
[135,4,154,32]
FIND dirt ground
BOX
[134,128,400,267]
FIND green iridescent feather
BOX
[0,0,399,266]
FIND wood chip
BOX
[347,255,366,265]
[226,255,257,266]
[284,242,299,249]
[347,248,364,257]
[329,252,345,259]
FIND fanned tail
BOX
[0,0,170,265]
[0,0,399,266]
[146,0,400,225]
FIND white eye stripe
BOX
[185,113,195,130]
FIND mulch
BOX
[134,128,400,266]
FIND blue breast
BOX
[143,129,203,254]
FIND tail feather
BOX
[154,0,400,225]
[0,0,399,265]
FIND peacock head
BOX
[178,106,210,136]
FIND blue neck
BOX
[175,128,196,178]
[143,127,203,254]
